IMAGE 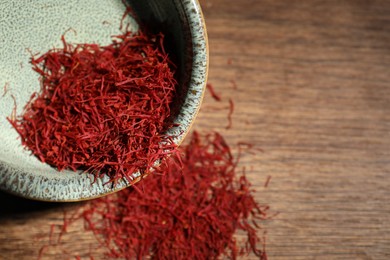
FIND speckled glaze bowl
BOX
[0,0,208,201]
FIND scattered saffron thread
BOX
[264,175,272,188]
[226,98,234,129]
[37,245,48,260]
[2,82,9,97]
[206,83,235,130]
[206,83,222,101]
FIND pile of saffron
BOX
[8,31,177,183]
[47,131,268,259]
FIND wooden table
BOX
[1,0,389,259]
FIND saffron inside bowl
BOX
[0,0,207,201]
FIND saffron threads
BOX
[206,83,222,101]
[206,84,234,129]
[43,131,268,260]
[8,30,178,183]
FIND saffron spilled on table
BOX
[41,132,269,259]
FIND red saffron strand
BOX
[49,224,56,245]
[264,175,272,188]
[37,245,48,260]
[226,98,234,129]
[206,83,222,101]
[2,82,9,97]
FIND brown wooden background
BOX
[1,0,390,259]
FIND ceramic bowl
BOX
[0,0,208,201]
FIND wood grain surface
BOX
[1,0,390,259]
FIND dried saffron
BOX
[2,82,9,97]
[41,131,268,259]
[264,175,272,188]
[8,28,178,183]
[226,98,234,129]
[206,83,222,101]
[206,84,235,129]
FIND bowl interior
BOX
[0,0,207,201]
